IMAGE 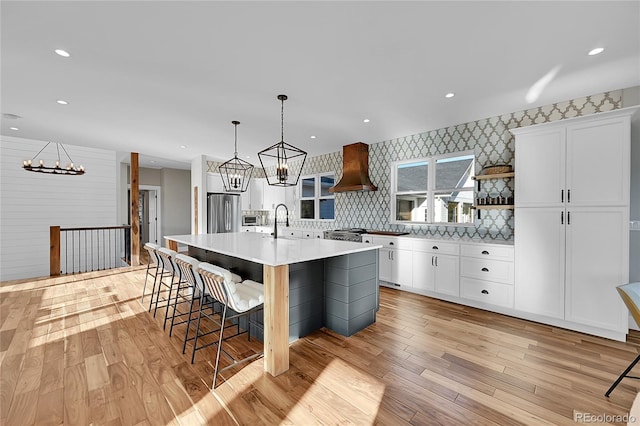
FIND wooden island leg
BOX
[263,264,290,376]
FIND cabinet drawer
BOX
[461,244,514,261]
[284,229,302,238]
[313,231,325,239]
[461,277,514,308]
[371,236,412,249]
[412,240,459,255]
[460,257,514,284]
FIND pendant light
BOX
[258,94,307,187]
[22,142,85,175]
[219,120,254,192]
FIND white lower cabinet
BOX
[379,248,413,287]
[461,277,514,308]
[412,241,460,296]
[515,205,629,337]
[433,254,460,296]
[375,237,413,287]
[514,207,565,319]
[460,242,514,308]
[565,207,628,332]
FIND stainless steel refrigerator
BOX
[207,193,241,233]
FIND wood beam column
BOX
[263,264,290,376]
[50,226,60,276]
[131,152,140,266]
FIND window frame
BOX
[390,150,475,226]
[298,172,336,222]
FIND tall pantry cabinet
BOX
[511,107,638,341]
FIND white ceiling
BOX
[2,1,639,170]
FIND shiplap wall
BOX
[1,136,117,281]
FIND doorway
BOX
[127,185,162,247]
[139,189,158,244]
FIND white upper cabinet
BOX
[514,110,632,209]
[565,117,629,207]
[514,128,565,207]
[207,172,224,193]
[249,178,287,211]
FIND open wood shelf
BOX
[474,205,514,210]
[471,172,515,180]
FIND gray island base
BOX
[166,232,382,375]
[187,245,379,342]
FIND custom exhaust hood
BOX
[329,142,378,193]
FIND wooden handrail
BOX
[60,225,131,231]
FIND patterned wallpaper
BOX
[211,90,624,240]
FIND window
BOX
[391,151,474,225]
[299,173,335,220]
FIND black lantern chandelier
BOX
[22,142,85,175]
[258,94,307,187]
[219,120,254,192]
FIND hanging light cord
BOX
[234,122,238,157]
[281,96,285,142]
[29,141,76,165]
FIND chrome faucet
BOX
[273,203,289,239]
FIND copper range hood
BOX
[329,142,378,193]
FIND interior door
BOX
[148,190,157,243]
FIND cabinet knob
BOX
[481,290,489,294]
[481,267,489,272]
[432,246,439,250]
[481,250,489,255]
[389,242,394,246]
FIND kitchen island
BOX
[165,232,382,376]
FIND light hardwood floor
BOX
[2,266,640,425]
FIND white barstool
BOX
[198,262,264,388]
[141,242,161,305]
[172,254,212,347]
[186,263,244,364]
[153,248,188,330]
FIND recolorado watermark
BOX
[574,411,636,423]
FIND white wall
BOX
[161,168,191,240]
[0,136,117,281]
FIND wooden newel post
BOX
[50,226,61,276]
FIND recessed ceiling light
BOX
[56,100,68,105]
[55,49,70,57]
[445,92,455,98]
[588,47,604,56]
[149,160,156,163]
[310,135,316,139]
[363,119,370,123]
[180,145,187,149]
[9,127,19,131]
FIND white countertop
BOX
[165,232,382,266]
